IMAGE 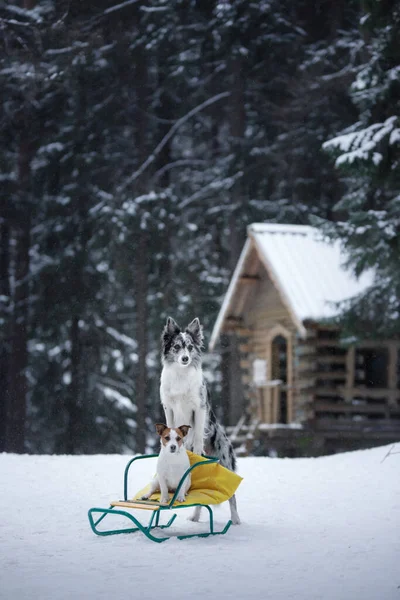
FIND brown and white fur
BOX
[160,317,241,525]
[141,423,191,504]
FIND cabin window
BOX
[271,335,287,383]
[271,335,288,423]
[354,348,388,388]
[253,359,268,386]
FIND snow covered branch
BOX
[103,0,141,16]
[323,116,399,167]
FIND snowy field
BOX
[1,444,399,600]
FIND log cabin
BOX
[210,223,400,456]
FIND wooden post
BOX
[272,386,279,423]
[387,343,398,407]
[287,336,293,423]
[265,387,271,423]
[344,346,355,402]
[257,388,263,421]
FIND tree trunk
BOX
[6,216,30,453]
[222,54,246,426]
[0,218,11,451]
[65,315,82,454]
[228,54,246,270]
[5,0,37,453]
[134,231,149,453]
[64,196,91,454]
[6,138,33,453]
[156,70,174,315]
[134,40,150,454]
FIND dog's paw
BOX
[188,513,200,522]
[231,516,241,525]
[176,494,186,503]
[188,507,201,522]
[140,494,150,500]
[160,496,169,504]
[192,446,204,456]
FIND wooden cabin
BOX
[210,223,400,457]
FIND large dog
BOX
[160,317,240,524]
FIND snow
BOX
[37,143,65,155]
[258,422,303,430]
[105,327,137,349]
[0,444,399,600]
[101,386,137,412]
[323,116,399,166]
[389,127,400,145]
[253,224,374,323]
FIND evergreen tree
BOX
[1,0,380,452]
[315,0,400,339]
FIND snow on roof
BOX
[209,223,373,348]
[251,222,373,321]
[209,237,252,351]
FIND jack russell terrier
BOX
[141,423,191,504]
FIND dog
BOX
[141,423,192,504]
[160,316,241,525]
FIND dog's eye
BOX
[174,344,180,351]
[176,437,181,442]
[165,436,170,441]
[187,344,193,351]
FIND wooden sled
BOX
[88,451,242,543]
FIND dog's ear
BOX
[177,425,191,438]
[186,318,203,346]
[164,317,180,337]
[155,423,168,436]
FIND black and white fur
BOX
[160,317,240,525]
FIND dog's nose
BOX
[182,356,189,363]
[170,444,176,452]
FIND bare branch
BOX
[381,444,400,463]
[117,91,231,194]
[153,159,207,182]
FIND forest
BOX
[0,0,399,454]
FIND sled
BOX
[88,451,242,543]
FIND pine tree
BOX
[314,0,400,339]
[2,0,384,452]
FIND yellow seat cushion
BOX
[132,451,243,507]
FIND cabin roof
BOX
[209,223,373,349]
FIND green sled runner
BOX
[88,451,242,543]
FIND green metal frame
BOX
[88,454,233,543]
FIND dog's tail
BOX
[206,407,237,472]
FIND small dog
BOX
[141,423,191,504]
[160,317,240,524]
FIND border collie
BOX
[160,317,241,525]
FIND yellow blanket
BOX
[133,451,243,507]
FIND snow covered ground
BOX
[0,444,399,600]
